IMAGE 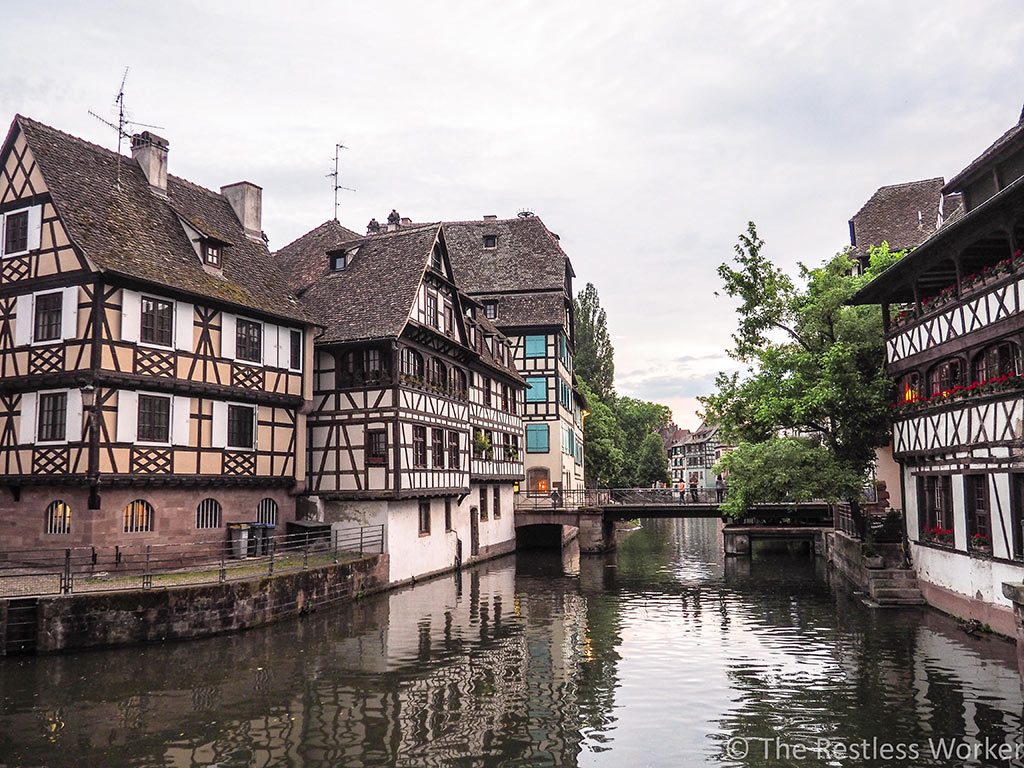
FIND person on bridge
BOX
[689,475,699,503]
[715,474,725,504]
[678,480,686,503]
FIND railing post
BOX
[220,545,226,583]
[333,529,339,564]
[359,527,364,556]
[62,548,71,595]
[143,545,152,589]
[303,534,310,570]
[268,537,275,577]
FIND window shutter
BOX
[14,294,32,346]
[18,392,36,443]
[27,205,42,251]
[262,323,278,367]
[65,388,83,443]
[116,390,138,443]
[121,290,141,343]
[172,395,191,445]
[174,301,194,352]
[211,400,227,448]
[61,286,78,340]
[221,313,236,359]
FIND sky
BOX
[2,1,1023,429]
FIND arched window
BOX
[972,341,1020,382]
[928,359,963,398]
[196,498,222,529]
[448,368,467,399]
[428,358,447,388]
[123,499,154,533]
[366,348,388,382]
[257,498,278,526]
[400,348,423,380]
[900,372,921,403]
[45,500,71,535]
[338,350,363,386]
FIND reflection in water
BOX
[1,518,1021,767]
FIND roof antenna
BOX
[88,67,163,189]
[326,143,355,222]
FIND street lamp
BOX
[80,384,100,510]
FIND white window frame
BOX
[232,315,265,365]
[212,400,258,451]
[285,327,303,373]
[16,286,78,347]
[118,390,190,447]
[134,392,173,447]
[1,204,42,259]
[136,294,175,351]
[32,387,81,446]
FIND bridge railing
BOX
[514,487,725,511]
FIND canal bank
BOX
[1,517,1021,767]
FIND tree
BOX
[575,282,616,400]
[634,431,671,487]
[614,396,672,486]
[716,438,862,517]
[701,222,901,524]
[579,379,625,487]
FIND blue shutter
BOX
[525,376,547,402]
[526,424,549,453]
[524,335,546,358]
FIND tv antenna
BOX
[87,68,164,188]
[326,143,355,221]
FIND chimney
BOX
[386,209,401,232]
[483,214,497,221]
[366,218,381,235]
[221,182,263,241]
[131,131,169,195]
[400,217,412,226]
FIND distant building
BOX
[669,422,728,489]
[851,105,1024,636]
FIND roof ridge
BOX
[16,114,130,164]
[274,219,338,255]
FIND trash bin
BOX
[227,523,249,559]
[250,523,275,556]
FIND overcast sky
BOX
[2,1,1023,428]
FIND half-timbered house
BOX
[275,221,525,583]
[851,108,1024,635]
[443,215,585,497]
[0,116,313,550]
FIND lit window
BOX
[45,500,71,535]
[123,499,154,533]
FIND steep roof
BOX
[443,216,571,295]
[297,224,441,344]
[476,291,566,329]
[13,116,308,323]
[274,219,360,293]
[849,178,948,252]
[944,114,1024,192]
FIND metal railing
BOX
[0,524,384,599]
[834,505,904,542]
[514,487,727,511]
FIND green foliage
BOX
[578,379,625,487]
[716,438,862,518]
[575,282,616,401]
[702,223,901,513]
[634,431,671,487]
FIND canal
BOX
[1,518,1022,767]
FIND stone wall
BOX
[20,553,388,654]
[1001,583,1024,676]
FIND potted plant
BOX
[925,525,954,546]
[970,532,992,555]
[473,431,491,459]
[863,547,885,569]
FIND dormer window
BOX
[484,300,497,320]
[329,249,348,271]
[483,234,498,249]
[201,241,221,268]
[430,247,442,271]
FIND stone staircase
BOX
[866,568,926,606]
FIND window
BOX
[484,300,497,319]
[202,241,221,267]
[973,342,1019,382]
[45,500,71,535]
[196,498,222,529]
[123,499,154,533]
[257,498,278,526]
[418,500,431,535]
[444,499,453,531]
[493,486,501,519]
[483,377,492,407]
[140,296,174,347]
[483,234,497,249]
[413,425,427,467]
[443,302,453,336]
[929,359,963,398]
[430,247,442,271]
[4,210,28,254]
[966,475,991,551]
[431,428,445,468]
[525,376,547,402]
[524,335,546,358]
[235,318,263,363]
[526,424,549,453]
[33,292,63,343]
[480,486,489,521]
[366,349,388,381]
[137,394,171,443]
[227,404,255,449]
[37,392,67,442]
[447,430,460,469]
[289,330,302,370]
[428,357,447,389]
[367,429,387,465]
[900,372,921,404]
[426,292,439,328]
[401,347,424,380]
[918,475,952,543]
[338,350,363,386]
[329,249,348,271]
[448,368,467,399]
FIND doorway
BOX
[470,506,480,557]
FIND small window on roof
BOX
[484,300,497,319]
[483,234,497,249]
[202,241,221,268]
[329,249,348,271]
